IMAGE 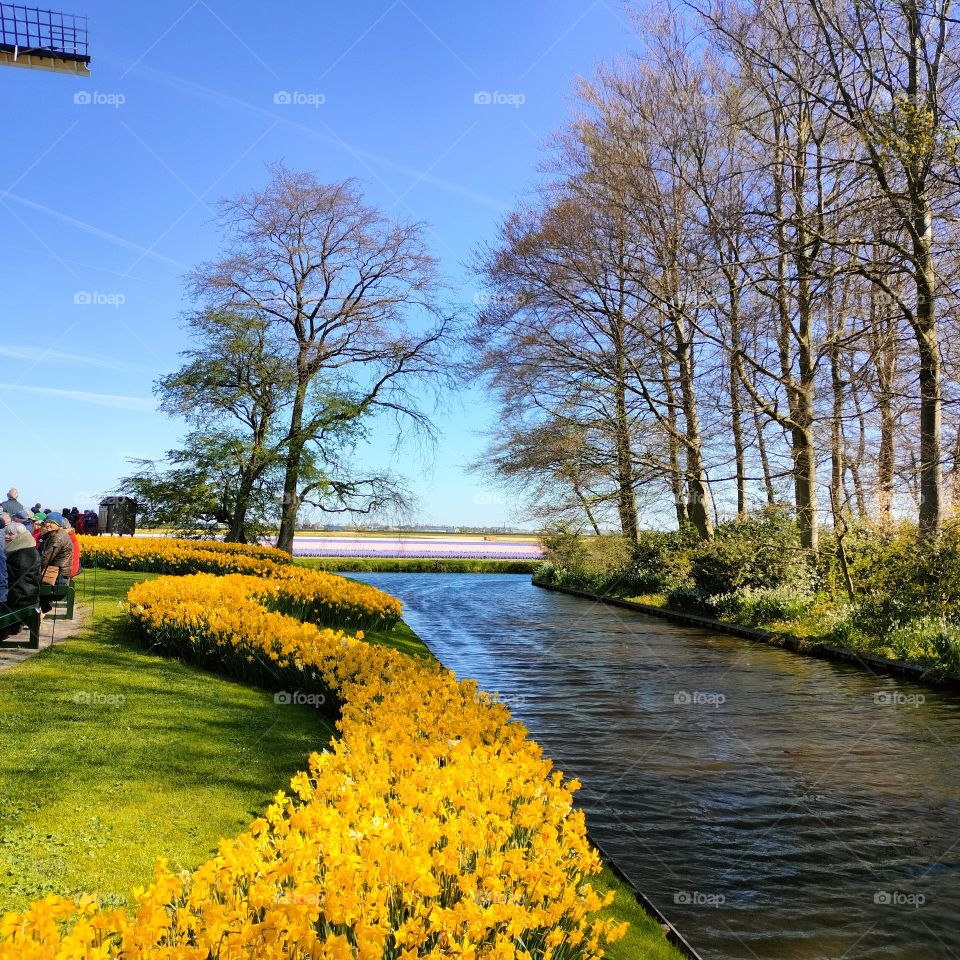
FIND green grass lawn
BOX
[593,866,686,960]
[0,569,335,913]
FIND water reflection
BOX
[354,573,960,960]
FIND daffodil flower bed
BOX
[76,538,401,631]
[0,568,625,960]
[76,535,293,577]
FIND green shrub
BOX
[540,530,638,596]
[878,617,960,673]
[689,510,812,597]
[665,584,711,613]
[845,522,960,639]
[540,526,594,572]
[713,585,815,627]
[629,529,696,594]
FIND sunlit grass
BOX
[0,570,335,913]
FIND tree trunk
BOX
[575,484,603,536]
[277,372,309,554]
[754,408,776,506]
[613,361,639,543]
[908,6,942,535]
[775,115,818,553]
[874,304,897,524]
[849,379,868,519]
[228,475,255,543]
[661,357,688,528]
[675,309,713,540]
[828,335,845,531]
[728,286,747,517]
[914,255,942,535]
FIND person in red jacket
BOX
[66,523,81,578]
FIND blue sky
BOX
[0,0,637,526]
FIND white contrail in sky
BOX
[0,192,190,269]
[113,59,509,213]
[0,383,155,412]
[0,345,158,374]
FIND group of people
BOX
[0,488,85,639]
[1,499,100,537]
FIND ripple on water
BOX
[353,573,960,960]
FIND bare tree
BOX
[472,191,653,542]
[190,164,452,552]
[574,52,718,538]
[698,0,960,534]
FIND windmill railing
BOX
[0,3,89,65]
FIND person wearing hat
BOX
[38,512,73,614]
[11,510,35,535]
[1,520,38,638]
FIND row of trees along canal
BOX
[129,0,960,555]
[473,0,960,554]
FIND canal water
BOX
[353,573,960,960]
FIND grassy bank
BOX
[297,556,538,574]
[539,516,960,678]
[0,570,335,913]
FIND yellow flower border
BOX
[77,535,292,577]
[0,566,624,960]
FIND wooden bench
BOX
[0,604,41,649]
[39,582,76,619]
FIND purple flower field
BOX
[291,535,543,560]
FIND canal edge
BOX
[406,616,705,960]
[532,578,960,692]
[587,830,706,960]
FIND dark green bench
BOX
[0,604,41,649]
[39,582,76,619]
[0,583,75,650]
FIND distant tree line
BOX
[471,0,960,550]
